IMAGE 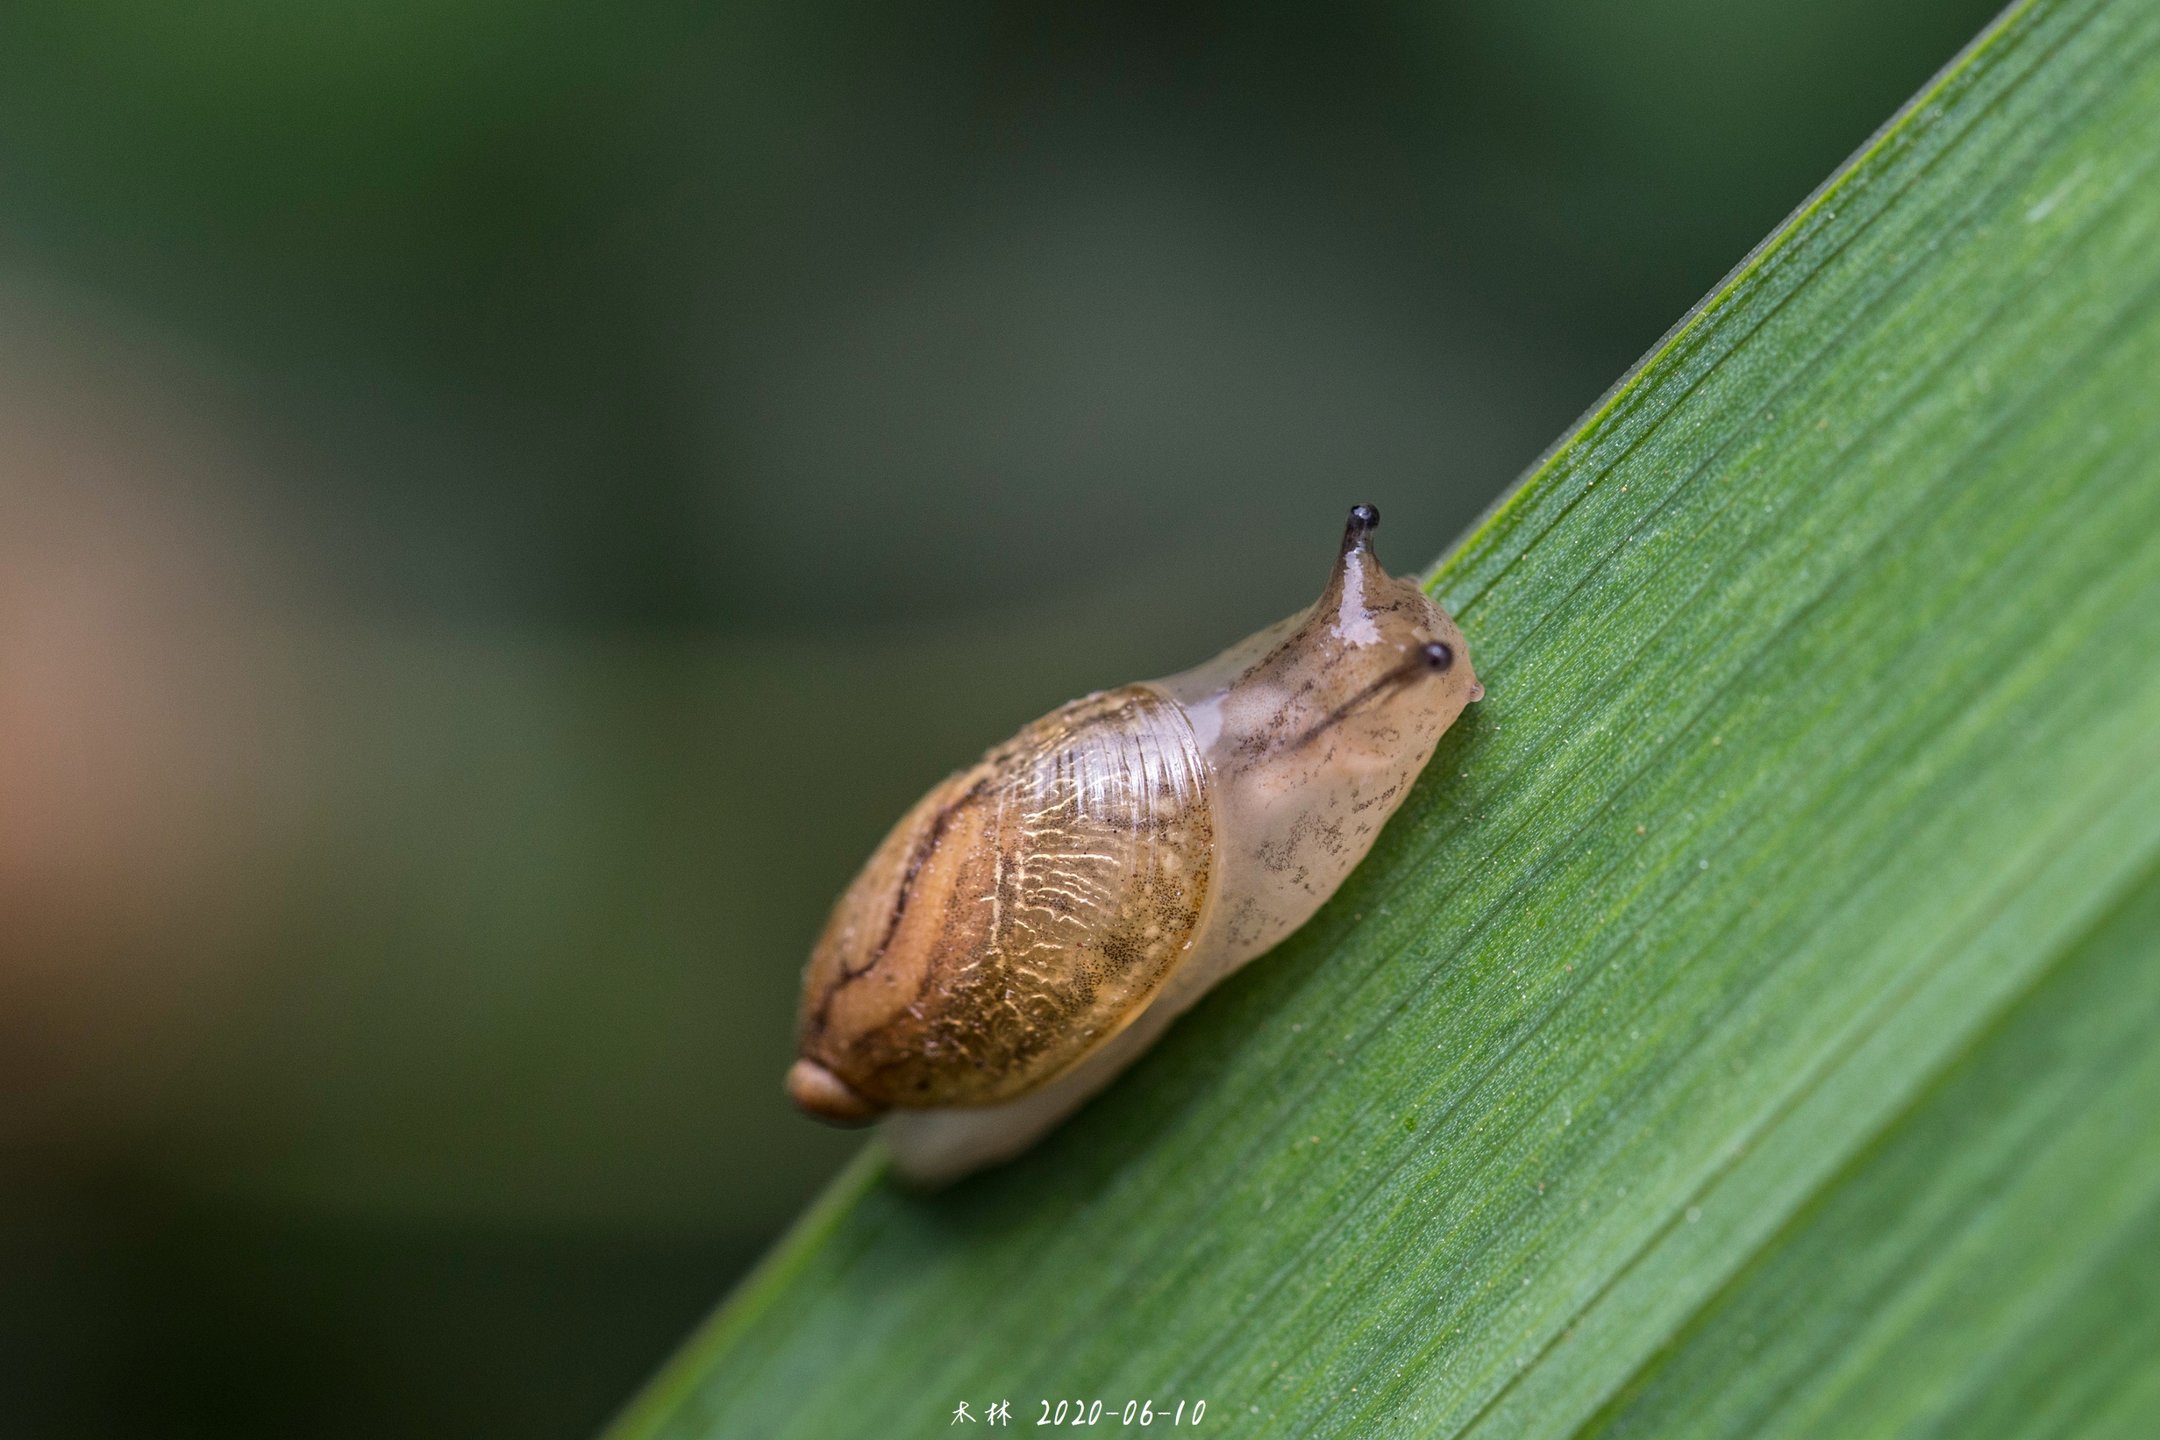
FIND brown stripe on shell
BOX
[794,685,1214,1110]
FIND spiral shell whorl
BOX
[796,685,1213,1113]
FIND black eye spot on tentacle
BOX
[1341,504,1380,555]
[1422,641,1455,671]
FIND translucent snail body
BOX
[788,505,1482,1184]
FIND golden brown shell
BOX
[792,685,1213,1115]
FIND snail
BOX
[787,504,1482,1184]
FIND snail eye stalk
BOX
[1341,503,1380,554]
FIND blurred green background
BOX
[0,3,2003,1435]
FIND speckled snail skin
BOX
[787,505,1482,1185]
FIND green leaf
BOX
[608,0,2160,1433]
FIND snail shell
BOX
[788,505,1482,1184]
